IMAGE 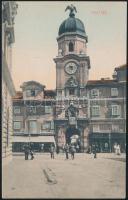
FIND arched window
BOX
[69,42,74,52]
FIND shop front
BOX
[12,135,56,152]
[89,132,126,153]
[89,132,110,153]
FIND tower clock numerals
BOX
[65,62,77,75]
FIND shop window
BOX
[91,106,100,116]
[111,88,118,97]
[69,42,74,52]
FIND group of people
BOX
[64,143,76,159]
[87,143,122,156]
[24,142,122,161]
[24,144,34,160]
[49,143,76,160]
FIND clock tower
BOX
[54,5,90,97]
[54,5,90,152]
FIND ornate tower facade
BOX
[54,5,90,152]
[54,5,90,98]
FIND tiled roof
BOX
[44,90,56,98]
[87,79,117,85]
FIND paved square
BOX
[2,153,126,198]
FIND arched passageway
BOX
[65,126,80,144]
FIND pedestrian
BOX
[92,144,97,159]
[50,144,55,159]
[76,144,79,153]
[105,142,109,152]
[24,144,29,160]
[114,143,117,154]
[87,145,92,154]
[56,145,59,154]
[116,144,121,155]
[70,145,76,160]
[64,143,69,159]
[30,148,34,160]
[40,144,44,152]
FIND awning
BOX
[13,136,56,143]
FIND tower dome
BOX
[59,17,86,37]
[58,5,86,38]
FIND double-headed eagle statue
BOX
[65,4,77,17]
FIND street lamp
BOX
[29,133,31,149]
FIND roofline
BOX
[20,81,46,90]
[115,64,126,71]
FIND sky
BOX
[12,1,127,91]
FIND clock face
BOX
[65,62,77,75]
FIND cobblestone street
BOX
[2,153,126,199]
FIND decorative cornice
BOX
[54,54,90,65]
[57,32,88,42]
[2,1,18,44]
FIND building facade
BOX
[12,5,126,153]
[13,81,56,152]
[86,67,126,152]
[2,1,18,164]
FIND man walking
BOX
[29,147,34,160]
[50,144,55,159]
[92,144,97,159]
[70,145,76,160]
[64,143,69,159]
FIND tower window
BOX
[69,88,75,95]
[69,42,74,52]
